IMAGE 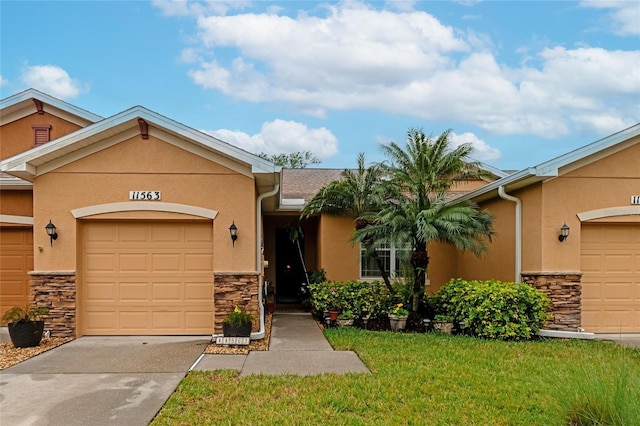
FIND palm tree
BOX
[301,153,395,292]
[355,128,494,311]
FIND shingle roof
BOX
[281,168,344,201]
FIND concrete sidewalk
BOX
[193,312,370,375]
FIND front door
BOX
[275,228,306,303]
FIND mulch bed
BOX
[204,313,272,355]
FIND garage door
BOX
[581,224,640,333]
[0,228,33,316]
[82,221,214,335]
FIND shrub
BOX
[308,280,393,319]
[222,306,253,326]
[433,278,551,340]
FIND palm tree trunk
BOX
[371,250,394,294]
[296,239,310,286]
[411,247,429,311]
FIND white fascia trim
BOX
[279,198,306,211]
[0,215,34,225]
[0,177,32,189]
[0,88,103,123]
[577,206,640,222]
[71,202,219,219]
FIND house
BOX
[1,88,638,337]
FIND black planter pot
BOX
[8,320,45,348]
[222,322,252,337]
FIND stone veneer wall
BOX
[214,272,260,334]
[521,271,582,332]
[30,271,76,338]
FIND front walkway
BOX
[192,312,370,375]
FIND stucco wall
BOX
[0,112,82,160]
[31,134,257,273]
[317,215,359,282]
[0,190,33,218]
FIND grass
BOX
[151,329,640,425]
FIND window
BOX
[360,242,409,278]
[32,125,52,145]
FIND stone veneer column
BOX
[521,271,582,332]
[29,271,76,338]
[213,272,260,334]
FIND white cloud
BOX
[160,1,639,140]
[580,1,640,36]
[450,131,501,162]
[204,119,339,159]
[20,65,86,99]
[152,0,251,17]
[0,75,7,86]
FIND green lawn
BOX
[152,329,640,425]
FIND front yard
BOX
[152,328,640,425]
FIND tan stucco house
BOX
[1,89,639,337]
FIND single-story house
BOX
[1,89,638,337]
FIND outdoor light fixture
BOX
[45,220,58,246]
[229,221,238,247]
[558,223,570,242]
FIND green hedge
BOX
[308,280,394,319]
[433,278,552,340]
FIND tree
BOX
[301,153,395,292]
[258,151,321,168]
[355,128,494,311]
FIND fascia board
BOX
[0,88,103,123]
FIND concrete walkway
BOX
[193,312,370,375]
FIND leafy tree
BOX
[258,151,321,168]
[301,153,395,292]
[355,128,494,311]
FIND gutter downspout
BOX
[498,186,522,282]
[250,183,280,340]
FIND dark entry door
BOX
[275,228,306,303]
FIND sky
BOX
[1,0,639,171]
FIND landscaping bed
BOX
[0,337,73,370]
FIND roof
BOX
[455,123,640,203]
[0,88,103,126]
[0,105,281,192]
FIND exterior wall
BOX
[521,272,582,331]
[0,190,33,218]
[0,112,82,160]
[317,215,359,282]
[32,134,256,274]
[213,272,259,334]
[425,241,457,293]
[30,272,76,337]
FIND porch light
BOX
[45,220,58,246]
[558,223,570,242]
[229,221,238,247]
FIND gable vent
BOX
[32,125,52,145]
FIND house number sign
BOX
[632,195,640,205]
[129,191,161,201]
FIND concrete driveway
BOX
[0,336,209,426]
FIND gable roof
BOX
[455,123,640,203]
[0,105,280,186]
[0,88,103,126]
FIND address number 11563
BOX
[129,191,161,201]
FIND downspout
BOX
[250,183,280,340]
[498,186,522,282]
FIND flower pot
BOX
[433,321,453,334]
[388,315,408,331]
[223,322,252,337]
[8,320,45,348]
[329,310,340,321]
[337,319,354,327]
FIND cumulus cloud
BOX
[203,119,339,159]
[580,1,640,36]
[450,131,501,162]
[20,65,87,99]
[158,1,639,140]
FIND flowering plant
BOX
[223,305,253,326]
[389,303,409,318]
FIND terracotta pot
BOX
[329,310,340,321]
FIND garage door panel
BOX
[581,224,640,333]
[1,228,33,315]
[83,221,214,335]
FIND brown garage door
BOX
[82,221,214,335]
[0,227,33,316]
[581,223,640,333]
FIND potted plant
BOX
[1,305,49,348]
[337,310,355,327]
[222,306,254,337]
[432,314,454,334]
[388,303,409,331]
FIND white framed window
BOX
[360,242,409,279]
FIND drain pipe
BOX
[498,186,522,282]
[250,183,280,340]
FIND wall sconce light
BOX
[229,221,238,247]
[45,220,58,246]
[558,223,570,242]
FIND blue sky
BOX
[1,1,638,171]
